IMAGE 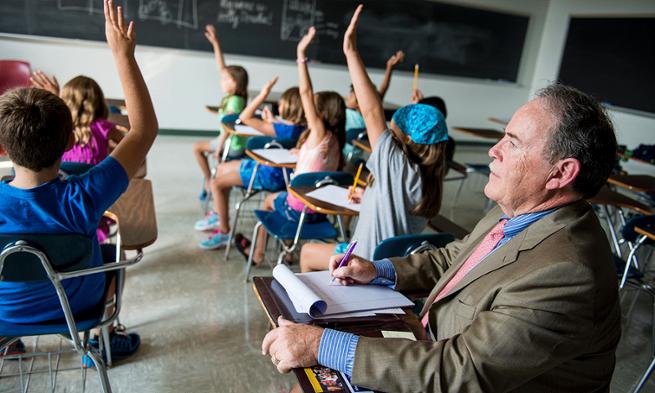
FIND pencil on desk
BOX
[348,163,364,201]
[412,64,420,92]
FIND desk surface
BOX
[288,185,360,216]
[635,225,655,241]
[352,139,372,154]
[452,126,504,140]
[245,149,297,169]
[589,187,653,215]
[608,174,655,193]
[108,178,158,250]
[252,275,421,393]
[488,117,509,126]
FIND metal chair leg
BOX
[225,163,260,261]
[632,356,655,393]
[101,326,112,367]
[244,221,262,282]
[620,235,648,289]
[86,350,112,393]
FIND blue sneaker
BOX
[199,230,230,250]
[194,211,220,232]
[82,331,141,368]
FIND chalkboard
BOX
[558,17,655,115]
[1,0,529,82]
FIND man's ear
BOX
[545,157,581,191]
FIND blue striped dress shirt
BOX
[317,208,557,377]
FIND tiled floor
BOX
[1,136,653,392]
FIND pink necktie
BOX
[421,219,508,328]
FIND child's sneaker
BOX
[194,211,220,231]
[199,229,230,250]
[82,331,141,368]
[1,339,25,358]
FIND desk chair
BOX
[223,136,296,261]
[0,234,143,393]
[372,233,455,260]
[244,172,353,281]
[344,127,367,163]
[0,60,31,95]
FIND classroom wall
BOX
[530,0,655,174]
[1,0,653,158]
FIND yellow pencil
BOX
[412,64,420,92]
[349,163,364,201]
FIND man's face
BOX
[484,98,556,215]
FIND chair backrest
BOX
[290,171,354,188]
[346,128,367,144]
[0,234,92,282]
[0,60,32,95]
[246,136,296,150]
[372,233,455,260]
[60,161,94,177]
[221,113,240,127]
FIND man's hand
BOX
[386,50,405,69]
[30,71,60,96]
[343,4,363,55]
[329,254,377,285]
[104,0,136,58]
[261,316,323,373]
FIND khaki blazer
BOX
[352,201,621,393]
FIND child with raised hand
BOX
[345,50,404,131]
[0,0,157,362]
[193,24,249,200]
[300,4,449,272]
[195,78,307,249]
[238,26,346,264]
[31,72,125,165]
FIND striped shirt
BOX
[317,208,557,377]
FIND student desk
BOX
[452,126,504,141]
[352,139,372,154]
[287,186,360,217]
[608,174,655,194]
[488,117,509,126]
[589,187,653,216]
[244,149,297,170]
[252,275,423,393]
[107,178,157,251]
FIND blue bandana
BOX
[392,104,448,145]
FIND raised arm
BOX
[378,50,404,99]
[297,27,326,148]
[30,71,60,96]
[238,76,279,136]
[204,25,227,73]
[105,0,158,179]
[343,5,386,147]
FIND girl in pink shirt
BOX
[234,26,346,264]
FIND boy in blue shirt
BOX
[0,0,158,362]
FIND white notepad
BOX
[251,148,297,164]
[234,124,265,136]
[305,185,361,213]
[272,264,413,318]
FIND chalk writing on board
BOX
[280,0,315,41]
[138,0,198,29]
[58,0,131,17]
[216,0,274,29]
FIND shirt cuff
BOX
[317,329,359,377]
[370,258,397,287]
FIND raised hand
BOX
[343,4,363,54]
[386,50,405,69]
[297,26,316,59]
[328,253,377,285]
[204,24,219,46]
[104,0,135,57]
[30,71,60,96]
[260,76,279,97]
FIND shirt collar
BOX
[500,208,559,239]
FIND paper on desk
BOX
[251,148,297,164]
[305,185,361,213]
[272,265,413,318]
[234,124,265,136]
[319,308,405,319]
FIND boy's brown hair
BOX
[0,88,72,171]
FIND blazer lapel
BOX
[428,202,584,305]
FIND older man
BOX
[262,84,620,393]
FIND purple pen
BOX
[330,240,357,284]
